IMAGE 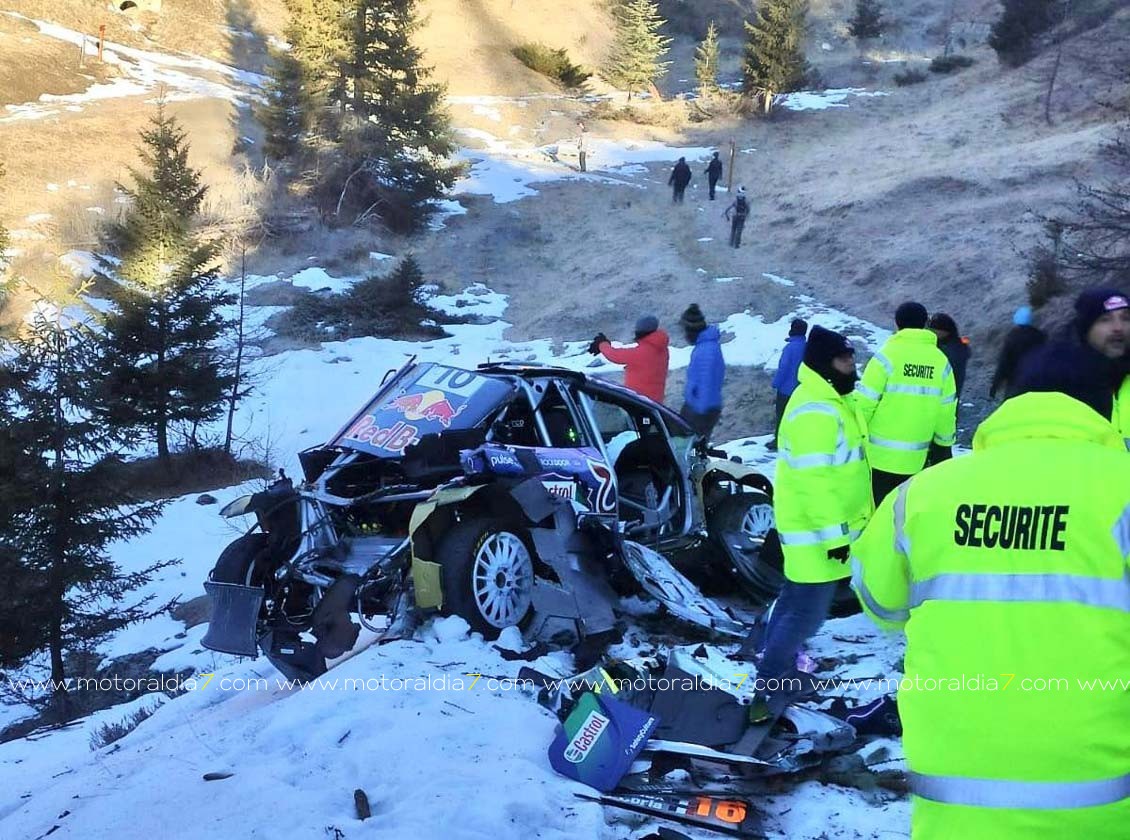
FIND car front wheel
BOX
[437,519,535,637]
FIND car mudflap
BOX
[409,484,486,609]
[201,580,264,657]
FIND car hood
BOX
[330,363,514,457]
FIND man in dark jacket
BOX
[1013,289,1128,419]
[990,307,1046,399]
[768,318,807,451]
[668,157,692,203]
[928,312,971,398]
[679,304,725,439]
[724,187,750,248]
[704,152,723,200]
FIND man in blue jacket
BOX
[768,318,807,451]
[679,303,725,440]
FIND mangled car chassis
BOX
[201,359,808,679]
[200,360,882,835]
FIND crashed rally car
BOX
[201,360,851,681]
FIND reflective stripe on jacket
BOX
[1115,376,1130,451]
[775,364,874,583]
[856,328,957,475]
[851,393,1130,837]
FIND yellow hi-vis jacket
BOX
[851,393,1130,838]
[775,364,873,583]
[1114,376,1130,450]
[855,328,957,476]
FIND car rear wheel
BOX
[437,519,535,638]
[709,493,861,616]
[709,492,782,602]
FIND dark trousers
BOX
[579,151,586,172]
[770,391,789,448]
[680,403,720,441]
[673,185,687,203]
[729,217,746,247]
[757,580,840,684]
[708,177,719,200]
[872,469,910,509]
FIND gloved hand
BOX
[827,544,850,563]
[588,333,609,355]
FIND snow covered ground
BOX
[0,254,907,836]
[0,41,910,836]
[0,14,265,124]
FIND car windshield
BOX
[329,364,514,457]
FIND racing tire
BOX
[209,533,332,678]
[211,532,270,586]
[708,492,781,602]
[436,518,536,639]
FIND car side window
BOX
[490,396,540,447]
[577,393,641,466]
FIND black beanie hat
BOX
[680,303,707,333]
[804,325,854,375]
[928,312,958,336]
[1012,341,1114,420]
[789,318,808,337]
[895,301,929,329]
[1073,287,1129,340]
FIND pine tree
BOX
[989,0,1057,67]
[0,303,170,714]
[695,21,721,97]
[332,0,458,232]
[284,0,353,137]
[98,105,236,464]
[743,0,810,113]
[259,47,309,161]
[848,0,884,40]
[604,0,673,101]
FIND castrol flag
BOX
[548,691,659,792]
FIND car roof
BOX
[475,362,694,436]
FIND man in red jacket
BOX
[588,315,670,404]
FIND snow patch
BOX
[778,88,890,111]
[288,267,359,294]
[763,272,796,287]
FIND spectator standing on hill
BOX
[705,152,723,200]
[928,312,971,399]
[768,318,808,451]
[990,306,1046,400]
[679,304,725,439]
[669,158,692,203]
[724,187,750,248]
[588,315,670,404]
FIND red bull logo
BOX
[344,417,419,454]
[389,390,466,428]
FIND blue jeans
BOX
[757,580,840,686]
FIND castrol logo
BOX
[563,710,610,763]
